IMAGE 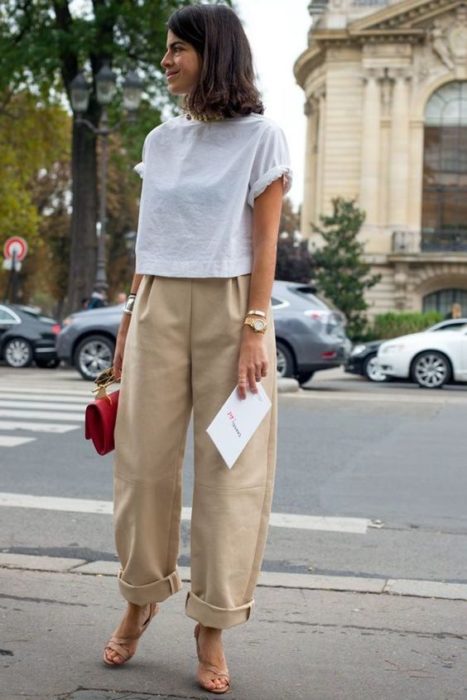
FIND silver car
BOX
[57,280,349,383]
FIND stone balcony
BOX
[391,230,467,256]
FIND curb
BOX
[1,552,467,602]
[277,377,300,393]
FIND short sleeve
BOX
[248,124,293,207]
[134,136,147,179]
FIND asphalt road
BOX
[1,365,466,586]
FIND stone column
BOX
[314,86,326,222]
[360,68,383,226]
[301,96,318,238]
[388,69,411,228]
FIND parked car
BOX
[345,340,387,382]
[377,324,467,388]
[272,281,349,383]
[57,280,350,382]
[345,318,467,382]
[0,303,61,368]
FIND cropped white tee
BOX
[134,113,292,278]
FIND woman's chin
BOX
[167,83,188,96]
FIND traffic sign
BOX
[2,258,22,271]
[4,236,28,261]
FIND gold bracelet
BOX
[246,309,266,318]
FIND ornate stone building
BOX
[294,0,467,316]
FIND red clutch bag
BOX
[85,368,120,456]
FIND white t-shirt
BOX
[134,113,292,278]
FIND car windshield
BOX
[428,321,467,331]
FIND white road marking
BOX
[0,392,89,404]
[0,436,36,447]
[268,512,368,533]
[0,421,80,433]
[289,391,467,405]
[0,492,369,533]
[0,410,83,421]
[0,386,91,397]
[0,400,87,411]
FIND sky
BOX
[234,0,310,208]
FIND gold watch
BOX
[243,316,267,334]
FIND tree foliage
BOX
[0,91,70,308]
[312,198,381,340]
[0,0,227,313]
[275,196,313,283]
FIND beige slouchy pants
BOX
[113,274,277,629]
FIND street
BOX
[1,365,466,699]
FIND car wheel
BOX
[363,354,387,382]
[35,357,60,369]
[276,341,295,378]
[411,351,451,389]
[3,338,34,368]
[297,370,314,385]
[74,335,115,381]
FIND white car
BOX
[377,324,467,388]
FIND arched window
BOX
[422,82,467,251]
[423,289,467,316]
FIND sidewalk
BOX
[1,558,466,700]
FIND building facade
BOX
[294,0,467,316]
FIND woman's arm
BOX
[112,272,144,380]
[237,177,285,399]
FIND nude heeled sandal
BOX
[103,602,159,666]
[194,623,231,694]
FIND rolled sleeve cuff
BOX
[248,165,293,207]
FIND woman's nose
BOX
[161,52,171,69]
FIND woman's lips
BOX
[166,72,179,80]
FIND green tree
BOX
[312,197,381,339]
[275,196,314,283]
[0,91,70,306]
[0,0,226,313]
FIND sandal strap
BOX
[200,664,230,682]
[105,639,133,661]
[199,662,230,680]
[103,603,159,663]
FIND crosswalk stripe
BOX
[0,421,80,433]
[0,386,92,397]
[0,400,88,411]
[0,399,86,411]
[0,436,36,447]
[0,392,89,404]
[0,492,370,533]
[0,409,83,421]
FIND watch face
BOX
[254,319,265,331]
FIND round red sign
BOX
[4,236,28,261]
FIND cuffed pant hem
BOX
[185,591,254,629]
[117,568,182,605]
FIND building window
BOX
[423,289,467,316]
[422,82,467,251]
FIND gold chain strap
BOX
[92,367,117,402]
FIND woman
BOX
[103,4,292,694]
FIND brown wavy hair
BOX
[167,3,264,119]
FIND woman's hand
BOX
[112,315,131,381]
[237,327,269,399]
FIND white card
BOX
[206,383,272,469]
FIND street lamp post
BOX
[70,64,143,295]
